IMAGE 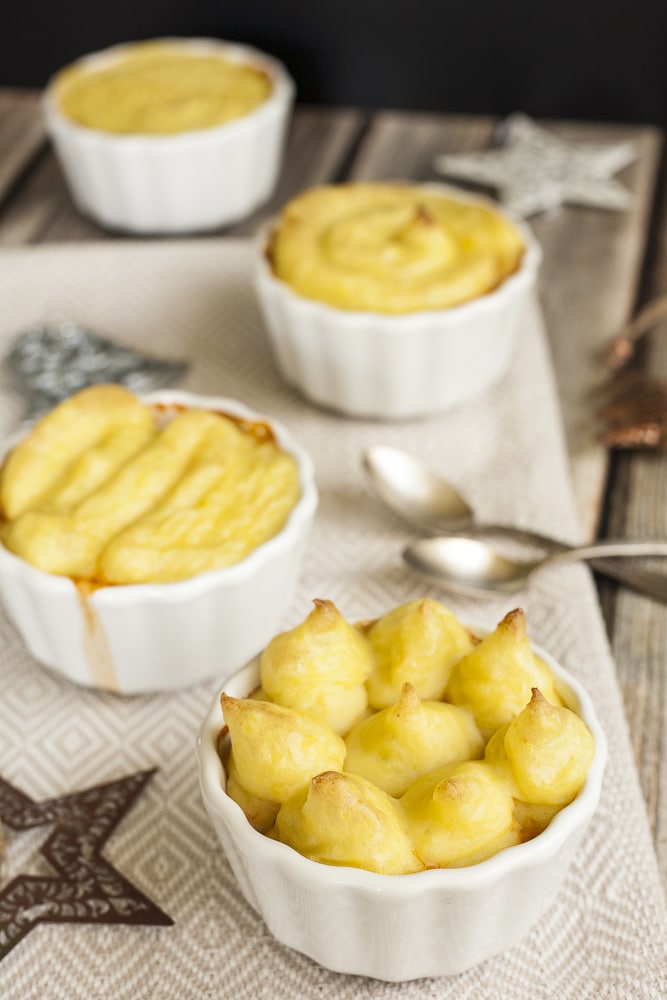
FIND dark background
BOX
[4,1,667,126]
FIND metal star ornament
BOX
[0,769,172,959]
[434,113,638,217]
[6,321,189,421]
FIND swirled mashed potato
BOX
[267,183,525,314]
[220,600,596,872]
[53,40,273,135]
[0,385,300,585]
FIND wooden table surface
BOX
[0,90,665,889]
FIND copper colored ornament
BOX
[597,293,667,450]
[596,371,667,450]
[603,293,667,372]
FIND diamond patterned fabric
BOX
[0,240,665,998]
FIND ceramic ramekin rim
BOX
[43,37,295,148]
[196,622,607,897]
[0,389,318,606]
[253,182,542,330]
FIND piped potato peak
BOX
[220,599,596,874]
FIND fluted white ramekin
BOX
[197,626,605,981]
[254,185,542,420]
[0,392,317,693]
[43,38,295,234]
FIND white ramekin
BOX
[0,392,317,694]
[253,185,542,420]
[43,38,295,234]
[197,625,606,981]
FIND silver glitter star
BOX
[434,113,638,217]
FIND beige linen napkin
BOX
[0,241,665,999]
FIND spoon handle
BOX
[454,524,667,602]
[545,538,667,601]
[587,558,667,602]
[545,539,667,561]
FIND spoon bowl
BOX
[364,445,667,602]
[404,536,667,598]
[363,445,472,533]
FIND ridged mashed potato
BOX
[53,40,273,135]
[221,601,596,872]
[0,385,300,585]
[267,182,525,314]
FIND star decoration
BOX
[434,113,638,217]
[0,769,172,960]
[6,321,189,420]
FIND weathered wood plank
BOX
[0,152,101,244]
[0,89,46,208]
[345,111,662,540]
[602,165,667,889]
[530,123,661,538]
[603,487,667,891]
[348,110,497,179]
[0,104,366,245]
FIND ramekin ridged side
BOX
[196,633,606,981]
[43,39,295,234]
[253,188,542,420]
[0,392,318,693]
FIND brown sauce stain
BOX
[149,402,277,443]
[75,581,120,692]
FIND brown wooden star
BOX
[0,768,173,959]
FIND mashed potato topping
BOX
[267,182,525,314]
[0,385,300,584]
[220,601,596,872]
[53,40,273,135]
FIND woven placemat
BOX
[0,240,665,999]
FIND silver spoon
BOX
[363,444,667,602]
[403,536,667,598]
